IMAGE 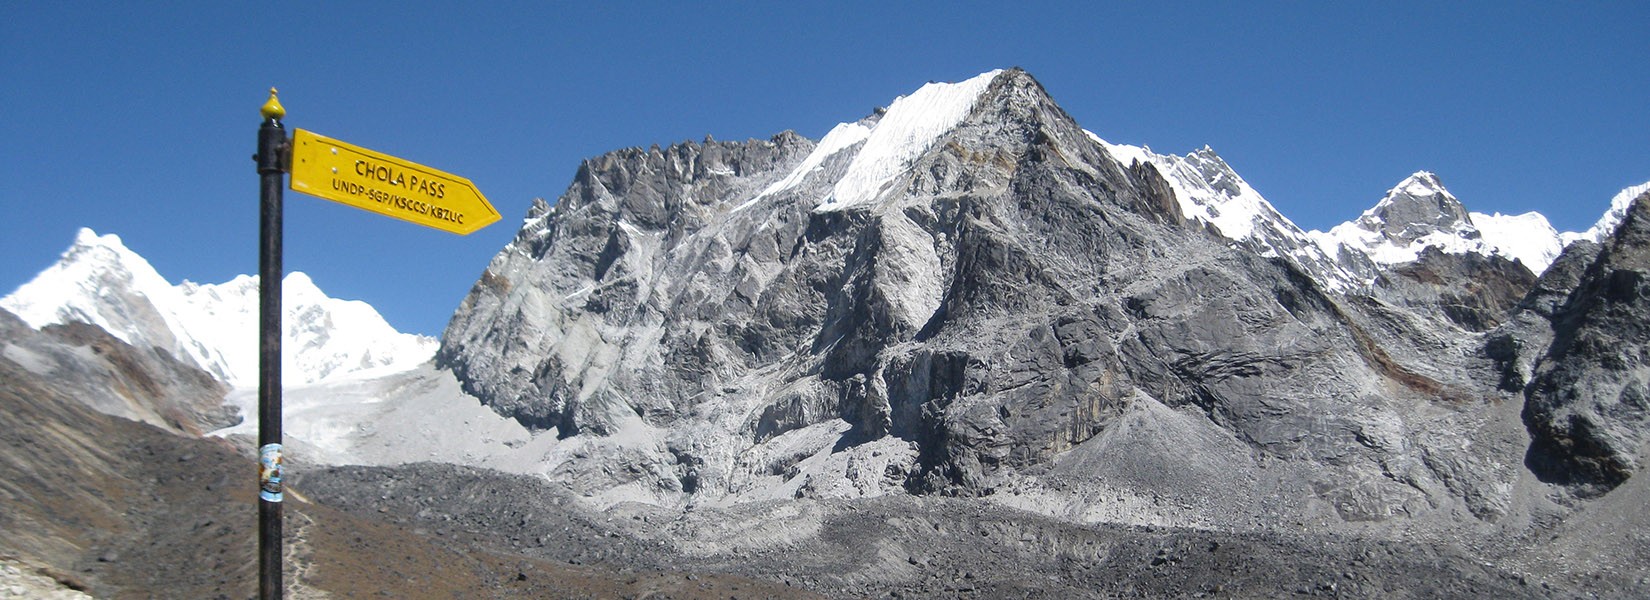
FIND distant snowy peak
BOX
[1569,180,1650,245]
[1093,137,1275,241]
[1090,133,1373,289]
[189,270,439,386]
[1,228,436,387]
[1078,137,1643,284]
[1356,171,1474,246]
[1309,171,1581,274]
[756,69,1004,212]
[1308,172,1487,269]
[2,228,181,347]
[1315,171,1482,266]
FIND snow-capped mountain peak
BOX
[1355,171,1474,244]
[1568,180,1650,245]
[755,69,1004,213]
[1078,140,1642,284]
[1305,172,1645,275]
[2,228,436,387]
[1390,170,1450,198]
[1311,172,1491,268]
[1088,132,1373,289]
[3,229,194,351]
[1088,134,1278,242]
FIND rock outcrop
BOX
[1523,191,1650,496]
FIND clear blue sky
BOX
[4,2,1646,337]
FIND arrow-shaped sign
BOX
[288,128,500,235]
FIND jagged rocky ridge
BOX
[1095,140,1382,291]
[437,67,1647,551]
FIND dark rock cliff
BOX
[1523,191,1650,497]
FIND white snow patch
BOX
[815,70,1003,212]
[1089,131,1153,169]
[742,121,873,209]
[1314,219,1487,266]
[1569,180,1650,244]
[1472,211,1563,273]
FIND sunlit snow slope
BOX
[2,228,435,387]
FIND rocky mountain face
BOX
[2,307,763,599]
[1,228,437,387]
[0,276,1557,599]
[1522,191,1650,497]
[435,68,1641,549]
[0,308,232,436]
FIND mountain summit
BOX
[1309,171,1589,276]
[435,69,1642,527]
[1095,138,1376,289]
[1316,171,1487,265]
[2,228,436,387]
[1366,171,1470,239]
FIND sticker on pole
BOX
[288,128,501,235]
[259,443,284,503]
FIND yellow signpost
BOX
[288,128,500,235]
[256,88,501,600]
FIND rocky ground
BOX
[3,305,1645,598]
[0,320,824,599]
[294,462,1569,599]
[0,561,92,599]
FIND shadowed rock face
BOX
[1524,192,1650,496]
[0,308,232,436]
[435,70,1551,526]
[1379,246,1537,332]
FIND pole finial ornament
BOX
[260,88,286,121]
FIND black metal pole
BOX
[255,88,287,600]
